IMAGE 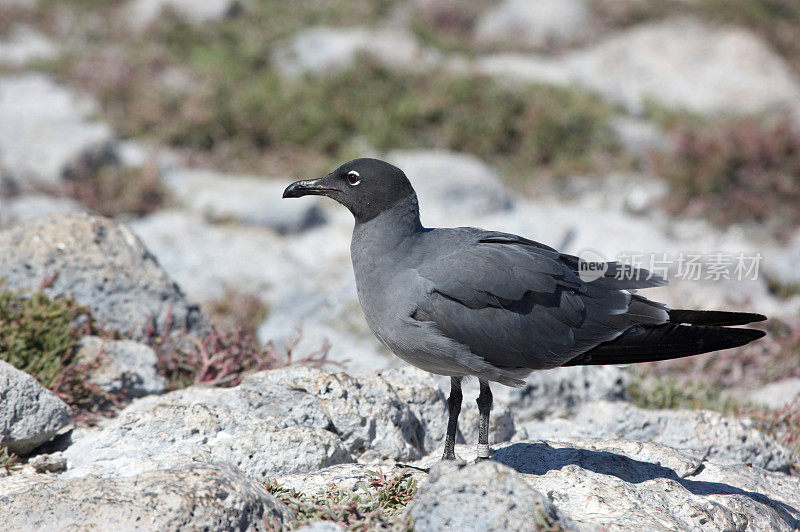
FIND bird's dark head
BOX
[283,158,416,223]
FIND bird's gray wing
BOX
[413,230,668,369]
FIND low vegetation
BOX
[263,470,417,530]
[0,288,120,422]
[0,446,20,476]
[653,118,800,234]
[60,155,168,218]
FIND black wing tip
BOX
[668,309,768,327]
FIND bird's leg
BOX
[442,376,463,460]
[476,379,493,459]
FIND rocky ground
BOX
[1,0,800,530]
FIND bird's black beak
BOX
[283,177,340,199]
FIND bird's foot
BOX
[476,443,492,460]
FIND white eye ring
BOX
[346,171,361,186]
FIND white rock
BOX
[567,18,800,116]
[272,26,439,78]
[61,367,451,478]
[609,116,668,158]
[410,439,800,531]
[0,74,113,188]
[162,168,326,233]
[747,379,800,410]
[0,361,73,456]
[473,53,573,86]
[387,150,514,226]
[409,460,570,531]
[521,401,797,472]
[1,195,84,224]
[474,0,590,50]
[0,463,295,529]
[763,231,800,286]
[127,0,237,29]
[0,26,58,66]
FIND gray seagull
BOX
[284,158,766,461]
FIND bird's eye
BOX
[346,171,361,186]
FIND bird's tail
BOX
[563,310,766,366]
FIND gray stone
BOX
[413,439,800,531]
[609,116,669,158]
[408,460,569,532]
[62,385,351,479]
[567,18,800,116]
[76,336,166,398]
[521,401,797,473]
[747,379,800,410]
[0,463,295,530]
[273,26,439,78]
[246,367,437,460]
[28,452,67,474]
[387,150,515,226]
[162,168,326,233]
[499,365,630,422]
[127,0,239,29]
[0,74,113,189]
[378,367,448,453]
[473,0,589,50]
[0,213,207,341]
[0,361,73,456]
[0,26,58,66]
[62,367,450,479]
[257,283,396,374]
[129,210,297,300]
[2,195,84,225]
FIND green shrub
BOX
[0,289,93,390]
[0,288,117,420]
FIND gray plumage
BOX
[284,158,766,460]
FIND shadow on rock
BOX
[493,441,800,529]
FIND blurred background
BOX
[0,1,798,447]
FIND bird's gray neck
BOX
[352,193,424,250]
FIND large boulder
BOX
[0,74,112,189]
[0,361,73,455]
[0,463,295,530]
[0,213,207,340]
[567,18,800,116]
[61,367,451,479]
[410,439,800,531]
